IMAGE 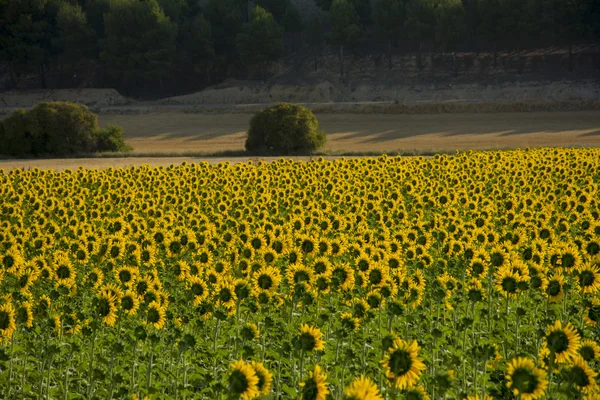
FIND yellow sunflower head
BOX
[381,338,426,389]
[579,340,600,362]
[250,361,273,396]
[228,360,259,400]
[566,356,598,393]
[300,364,329,400]
[297,324,325,352]
[545,320,581,364]
[342,375,383,400]
[505,357,548,400]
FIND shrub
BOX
[27,102,100,156]
[246,103,326,154]
[0,101,131,157]
[96,125,132,152]
[0,109,43,156]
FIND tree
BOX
[54,2,96,87]
[435,0,465,52]
[316,0,371,24]
[405,0,436,71]
[157,0,188,23]
[177,14,214,77]
[549,0,586,72]
[236,6,283,79]
[255,0,289,22]
[329,0,361,76]
[204,0,243,62]
[83,0,110,40]
[478,0,503,66]
[246,103,326,154]
[585,0,600,39]
[0,0,54,88]
[305,17,327,71]
[101,0,177,94]
[372,0,406,70]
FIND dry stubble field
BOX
[1,110,599,171]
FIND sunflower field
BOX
[1,148,600,400]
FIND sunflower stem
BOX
[145,350,154,395]
[6,333,15,399]
[87,327,97,398]
[299,349,305,382]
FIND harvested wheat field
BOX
[1,110,599,171]
[102,111,600,153]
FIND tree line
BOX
[1,0,598,96]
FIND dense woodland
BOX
[1,0,599,96]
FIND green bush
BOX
[0,109,43,156]
[0,102,131,157]
[246,103,326,154]
[96,125,132,152]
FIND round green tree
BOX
[245,103,326,154]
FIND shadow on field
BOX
[323,112,600,143]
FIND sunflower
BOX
[495,266,521,298]
[0,302,17,344]
[228,360,259,400]
[381,338,426,389]
[215,280,238,310]
[342,375,383,400]
[252,266,282,294]
[85,268,104,289]
[541,272,566,303]
[240,322,260,341]
[576,263,600,295]
[402,385,431,400]
[286,264,314,287]
[120,290,140,316]
[545,320,581,364]
[95,290,118,327]
[505,357,548,400]
[172,260,191,281]
[341,312,360,333]
[147,301,167,330]
[188,275,208,306]
[115,266,138,288]
[567,356,598,394]
[465,396,493,400]
[297,324,325,352]
[250,361,273,396]
[299,364,329,400]
[330,264,355,292]
[579,340,600,362]
[585,298,600,326]
[16,301,33,328]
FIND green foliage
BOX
[54,2,96,64]
[329,0,362,48]
[100,0,177,91]
[434,0,464,51]
[236,6,283,68]
[372,0,406,44]
[405,0,437,43]
[0,102,130,157]
[204,0,243,59]
[178,14,214,71]
[0,109,41,156]
[96,125,132,152]
[245,103,326,154]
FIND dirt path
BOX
[101,111,600,154]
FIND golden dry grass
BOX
[102,111,600,154]
[1,110,599,171]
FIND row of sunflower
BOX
[0,148,599,399]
